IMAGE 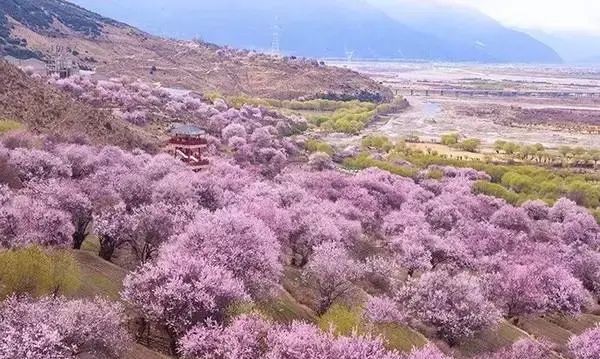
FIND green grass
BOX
[314,98,408,134]
[258,287,318,324]
[70,250,126,300]
[81,235,101,253]
[517,316,575,354]
[0,247,80,299]
[473,181,523,205]
[312,105,377,134]
[396,151,600,208]
[546,313,600,335]
[318,304,365,336]
[375,323,429,353]
[362,134,393,152]
[316,304,428,353]
[455,320,528,358]
[0,119,23,133]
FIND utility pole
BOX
[345,49,354,63]
[271,17,281,56]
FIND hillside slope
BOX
[526,30,600,63]
[71,0,562,63]
[368,0,562,63]
[0,60,155,149]
[0,0,392,102]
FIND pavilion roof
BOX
[169,123,206,137]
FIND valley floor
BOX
[329,61,600,150]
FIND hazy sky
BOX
[72,0,600,35]
[447,0,600,34]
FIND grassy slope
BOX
[258,286,318,324]
[70,248,171,358]
[72,240,322,358]
[517,315,600,356]
[454,314,600,358]
[67,241,600,359]
[73,245,428,354]
[377,323,429,352]
[282,266,430,353]
[547,313,600,335]
[71,250,126,300]
[455,321,529,357]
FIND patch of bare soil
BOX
[456,104,600,134]
[510,108,600,133]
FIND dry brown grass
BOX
[0,60,157,149]
[9,17,392,102]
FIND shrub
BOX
[501,172,535,193]
[362,134,393,152]
[228,96,374,112]
[344,153,416,178]
[426,168,445,180]
[458,138,481,153]
[494,140,507,153]
[312,104,380,134]
[0,246,80,298]
[473,181,522,205]
[593,208,600,224]
[501,141,521,155]
[305,139,335,155]
[441,133,459,146]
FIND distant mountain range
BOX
[70,0,563,63]
[525,30,600,64]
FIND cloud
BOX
[443,0,600,33]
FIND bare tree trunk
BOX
[165,327,179,356]
[72,231,86,250]
[316,296,333,316]
[99,239,116,261]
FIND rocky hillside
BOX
[0,0,392,102]
[0,60,155,149]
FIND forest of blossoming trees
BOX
[0,73,600,358]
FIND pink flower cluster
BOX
[0,296,130,358]
[1,127,599,355]
[179,315,449,359]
